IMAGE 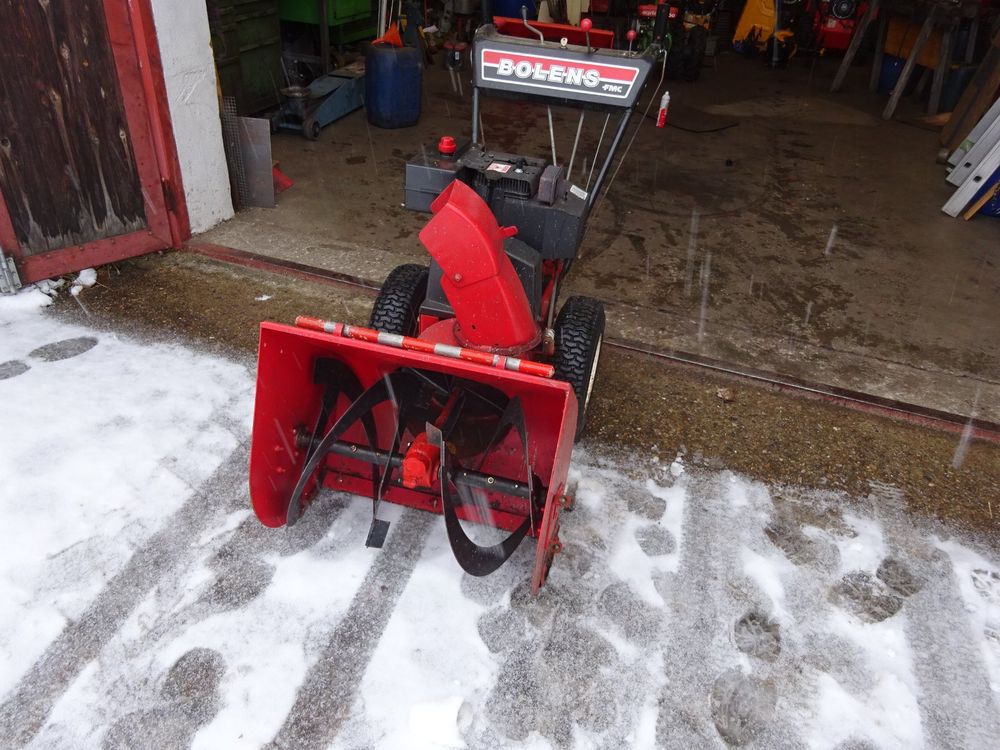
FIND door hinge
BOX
[0,249,21,295]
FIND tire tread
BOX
[368,264,429,335]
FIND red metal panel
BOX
[419,181,541,353]
[248,321,577,531]
[1,0,189,284]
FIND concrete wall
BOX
[148,0,233,234]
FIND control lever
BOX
[626,28,637,56]
[521,5,545,43]
[652,3,670,44]
[581,17,593,53]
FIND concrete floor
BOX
[199,51,1000,421]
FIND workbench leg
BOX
[832,0,882,93]
[882,9,937,120]
[869,9,890,92]
[928,24,954,115]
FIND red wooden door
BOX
[0,0,187,286]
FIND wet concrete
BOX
[197,53,1000,422]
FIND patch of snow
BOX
[254,295,272,302]
[649,478,685,574]
[336,524,497,750]
[0,294,252,697]
[70,269,98,296]
[809,671,923,750]
[938,539,1000,697]
[3,305,1000,749]
[836,513,887,575]
[75,268,98,287]
[408,696,470,748]
[741,546,792,622]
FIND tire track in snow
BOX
[867,483,1000,749]
[653,472,801,748]
[269,510,434,749]
[0,444,250,747]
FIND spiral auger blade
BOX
[433,392,536,577]
[285,368,422,526]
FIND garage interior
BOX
[195,0,1000,425]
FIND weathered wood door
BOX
[0,0,186,285]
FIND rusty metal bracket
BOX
[0,249,21,295]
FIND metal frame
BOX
[0,249,21,295]
[942,138,1000,217]
[948,97,1000,167]
[469,22,659,214]
[0,0,189,285]
[947,109,1000,186]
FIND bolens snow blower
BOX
[249,6,670,591]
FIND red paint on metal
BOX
[420,181,540,352]
[401,432,439,489]
[294,316,556,377]
[418,318,460,345]
[480,48,639,83]
[249,322,578,568]
[493,17,615,48]
[437,135,457,155]
[418,313,441,334]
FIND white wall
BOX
[148,0,233,234]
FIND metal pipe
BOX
[586,113,611,191]
[547,106,557,165]
[567,110,585,179]
[318,440,533,499]
[295,317,556,377]
[471,87,480,144]
[521,5,546,42]
[587,110,631,208]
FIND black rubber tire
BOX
[552,296,605,441]
[684,26,709,82]
[303,117,321,141]
[368,264,429,335]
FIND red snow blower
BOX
[249,5,668,591]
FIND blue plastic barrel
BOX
[878,56,921,96]
[365,44,423,129]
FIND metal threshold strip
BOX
[184,242,1000,445]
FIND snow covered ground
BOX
[2,286,1000,749]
